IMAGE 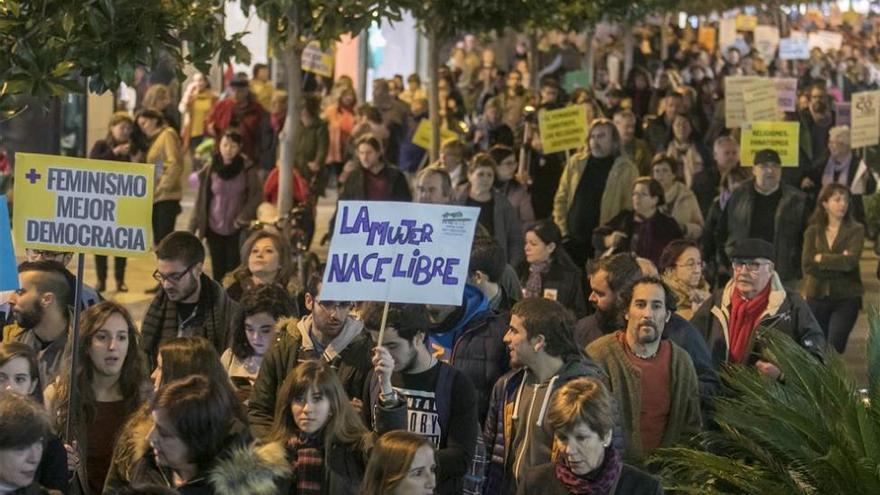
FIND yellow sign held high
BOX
[13,153,154,257]
[538,105,588,154]
[412,119,458,150]
[740,122,799,167]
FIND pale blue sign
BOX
[0,196,19,291]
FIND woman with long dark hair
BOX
[44,302,150,494]
[271,359,405,494]
[802,183,865,353]
[519,220,587,318]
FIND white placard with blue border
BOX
[321,201,480,305]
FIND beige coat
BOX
[145,126,184,203]
[660,181,704,240]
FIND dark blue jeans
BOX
[807,297,862,354]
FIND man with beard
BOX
[586,276,702,462]
[576,253,717,421]
[361,303,478,495]
[141,231,240,368]
[248,272,372,440]
[483,298,611,495]
[3,261,72,390]
[691,238,825,374]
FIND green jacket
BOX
[247,316,373,440]
[586,332,702,463]
[552,152,638,237]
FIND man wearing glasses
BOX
[691,238,825,380]
[248,271,373,440]
[141,231,240,368]
[716,149,808,290]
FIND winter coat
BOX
[802,221,865,300]
[586,333,702,463]
[659,181,704,240]
[454,186,525,267]
[517,462,664,495]
[690,272,826,368]
[140,274,241,368]
[188,158,262,239]
[205,97,268,166]
[517,259,587,318]
[553,153,638,238]
[483,358,615,494]
[717,181,808,283]
[144,126,184,203]
[339,163,412,202]
[248,316,373,441]
[804,151,877,225]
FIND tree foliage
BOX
[654,311,880,494]
[0,0,247,114]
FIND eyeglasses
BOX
[731,260,770,272]
[676,260,705,269]
[316,300,353,311]
[152,264,196,284]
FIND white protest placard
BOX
[779,38,810,60]
[754,25,780,61]
[774,78,798,112]
[301,41,335,78]
[719,18,737,50]
[12,153,154,257]
[725,76,761,128]
[808,31,843,53]
[851,91,880,149]
[321,201,480,305]
[744,79,780,123]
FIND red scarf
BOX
[727,284,771,363]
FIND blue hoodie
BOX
[427,283,490,361]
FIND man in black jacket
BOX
[248,272,373,440]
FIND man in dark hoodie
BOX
[426,283,509,425]
[483,298,610,494]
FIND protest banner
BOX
[779,38,810,60]
[851,90,880,149]
[12,153,154,257]
[774,78,798,112]
[808,31,843,53]
[301,41,335,78]
[754,25,780,61]
[740,122,800,167]
[322,201,479,342]
[843,11,863,28]
[412,119,458,150]
[698,26,716,53]
[563,70,589,93]
[719,18,737,49]
[735,14,757,31]
[725,75,761,128]
[538,105,588,154]
[0,197,17,291]
[836,102,852,127]
[743,79,780,123]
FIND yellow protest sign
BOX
[412,119,458,150]
[698,26,716,53]
[725,76,761,128]
[538,105,588,154]
[302,41,335,78]
[740,122,799,167]
[743,79,781,123]
[843,11,863,27]
[735,14,757,31]
[13,153,154,257]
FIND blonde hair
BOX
[547,377,614,437]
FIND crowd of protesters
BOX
[2,7,880,495]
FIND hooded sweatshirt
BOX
[487,357,608,494]
[427,284,489,361]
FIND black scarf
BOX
[211,153,245,180]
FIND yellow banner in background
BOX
[538,105,588,154]
[698,26,716,53]
[412,119,458,150]
[735,14,758,31]
[302,42,335,78]
[740,122,800,167]
[13,153,154,257]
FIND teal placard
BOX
[563,70,590,93]
[0,196,18,290]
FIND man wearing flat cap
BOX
[716,149,808,289]
[691,238,825,379]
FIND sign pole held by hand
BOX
[65,253,85,442]
[376,300,391,346]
